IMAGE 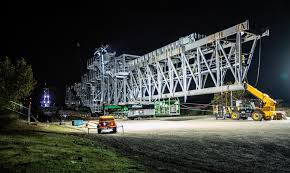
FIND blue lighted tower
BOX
[41,88,51,108]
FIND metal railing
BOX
[6,101,38,123]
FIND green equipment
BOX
[154,98,180,116]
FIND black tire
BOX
[241,117,248,120]
[113,127,117,133]
[263,115,272,121]
[231,112,240,120]
[251,111,263,121]
[98,129,101,134]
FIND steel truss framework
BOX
[66,21,269,113]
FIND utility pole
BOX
[28,101,31,124]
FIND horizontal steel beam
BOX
[144,84,244,100]
[184,20,249,51]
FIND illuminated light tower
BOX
[93,45,108,115]
[41,88,51,108]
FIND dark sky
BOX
[1,1,290,106]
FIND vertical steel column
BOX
[148,69,152,102]
[114,80,117,104]
[107,77,110,103]
[182,54,187,102]
[139,70,143,101]
[216,41,220,87]
[123,77,127,103]
[168,59,173,93]
[123,54,126,72]
[101,54,105,104]
[197,49,202,89]
[236,32,242,82]
[157,65,162,100]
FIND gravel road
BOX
[88,116,290,173]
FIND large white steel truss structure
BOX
[66,21,269,113]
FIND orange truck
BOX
[97,115,117,134]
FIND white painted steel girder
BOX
[65,21,269,113]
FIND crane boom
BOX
[243,83,276,120]
[244,83,276,106]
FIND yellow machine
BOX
[243,83,277,121]
[214,82,284,121]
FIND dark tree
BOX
[0,57,36,110]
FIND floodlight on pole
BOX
[93,45,109,115]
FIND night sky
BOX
[1,1,290,106]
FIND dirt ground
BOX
[86,116,290,173]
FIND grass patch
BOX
[0,120,145,172]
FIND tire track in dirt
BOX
[88,118,290,172]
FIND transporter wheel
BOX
[98,129,102,134]
[263,115,272,121]
[251,111,263,121]
[241,117,248,120]
[113,127,117,133]
[231,112,240,120]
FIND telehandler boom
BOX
[243,83,276,121]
